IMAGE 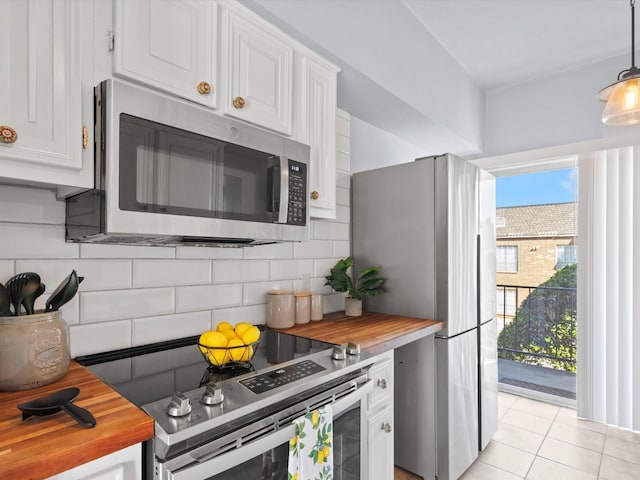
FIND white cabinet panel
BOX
[0,0,92,190]
[47,443,141,480]
[114,0,217,108]
[367,406,394,480]
[296,53,339,219]
[220,3,292,135]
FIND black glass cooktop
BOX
[76,328,336,407]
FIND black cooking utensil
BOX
[45,270,84,312]
[5,272,41,316]
[0,282,12,316]
[22,282,45,315]
[17,387,96,428]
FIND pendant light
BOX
[597,0,640,126]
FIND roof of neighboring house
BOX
[496,202,576,239]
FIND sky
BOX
[496,168,577,208]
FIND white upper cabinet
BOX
[296,52,339,218]
[219,3,293,135]
[0,0,93,190]
[113,0,217,108]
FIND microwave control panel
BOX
[287,160,307,225]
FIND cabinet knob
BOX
[377,378,388,389]
[310,190,320,200]
[0,126,17,144]
[381,422,392,433]
[82,126,88,150]
[197,81,212,95]
[233,96,246,109]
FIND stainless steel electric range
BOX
[77,327,377,480]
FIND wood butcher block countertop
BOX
[0,361,154,480]
[274,311,444,355]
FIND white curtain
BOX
[577,146,640,431]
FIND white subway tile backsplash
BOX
[80,243,175,259]
[213,304,267,326]
[270,259,314,281]
[335,205,350,224]
[335,110,350,137]
[336,171,351,189]
[133,260,211,287]
[243,242,293,260]
[310,277,332,294]
[0,261,14,282]
[336,151,350,172]
[333,241,350,258]
[314,258,341,278]
[243,281,293,306]
[294,240,333,259]
[336,187,350,206]
[212,260,269,284]
[322,292,346,313]
[15,259,132,291]
[336,132,350,154]
[80,288,175,323]
[70,320,132,357]
[313,222,350,241]
[0,223,79,259]
[132,311,212,346]
[176,246,243,259]
[0,185,65,224]
[175,284,242,312]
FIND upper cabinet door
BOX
[220,4,293,135]
[0,0,92,190]
[296,54,339,219]
[114,0,217,108]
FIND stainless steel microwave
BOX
[66,80,309,247]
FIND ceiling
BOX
[402,0,631,91]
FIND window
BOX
[556,245,577,269]
[497,246,518,272]
[496,287,517,316]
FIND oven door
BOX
[157,380,373,480]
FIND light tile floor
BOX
[459,391,640,480]
[395,391,640,480]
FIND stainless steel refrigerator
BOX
[352,154,498,480]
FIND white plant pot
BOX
[345,297,362,316]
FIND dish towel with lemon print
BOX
[288,404,333,480]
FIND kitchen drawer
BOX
[368,353,393,411]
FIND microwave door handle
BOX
[276,156,289,224]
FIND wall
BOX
[0,114,352,358]
[485,54,640,157]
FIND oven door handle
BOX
[164,379,374,480]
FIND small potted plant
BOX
[324,257,386,316]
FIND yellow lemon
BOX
[216,321,233,331]
[227,338,246,361]
[289,436,297,448]
[322,445,330,459]
[240,325,261,345]
[240,345,254,361]
[317,450,325,464]
[198,330,225,353]
[234,322,253,337]
[220,329,239,341]
[207,348,228,366]
[311,411,320,428]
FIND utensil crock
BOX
[0,310,70,391]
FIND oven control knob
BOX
[346,341,361,355]
[167,393,192,417]
[331,345,347,361]
[202,382,225,406]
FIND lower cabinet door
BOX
[46,443,141,480]
[367,406,394,480]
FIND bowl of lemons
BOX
[198,322,261,368]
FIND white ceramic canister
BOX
[266,290,295,329]
[0,310,70,391]
[311,293,323,321]
[294,292,311,324]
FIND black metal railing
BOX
[496,284,577,371]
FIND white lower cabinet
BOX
[47,443,142,480]
[366,351,394,480]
